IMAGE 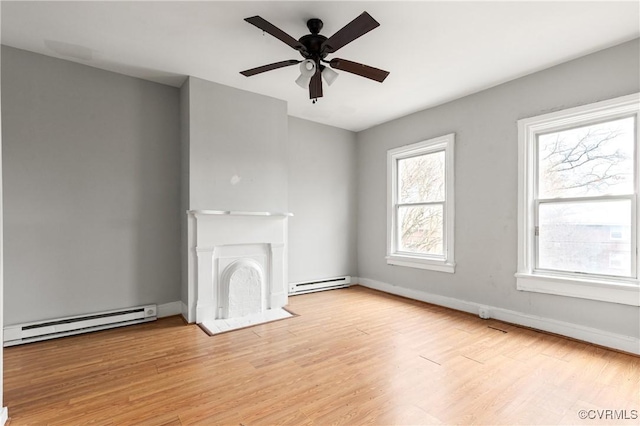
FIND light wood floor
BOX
[4,286,639,425]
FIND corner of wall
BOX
[179,77,191,310]
[0,6,7,416]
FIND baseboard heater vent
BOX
[289,276,351,295]
[3,304,157,347]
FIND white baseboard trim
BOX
[0,406,8,425]
[181,301,192,323]
[358,277,640,355]
[157,301,182,318]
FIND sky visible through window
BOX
[536,117,635,277]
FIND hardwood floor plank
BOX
[4,286,639,425]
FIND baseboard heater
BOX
[289,276,351,295]
[3,304,157,347]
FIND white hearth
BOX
[186,210,291,327]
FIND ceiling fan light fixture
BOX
[295,74,312,89]
[321,67,338,86]
[299,59,316,77]
[296,59,316,89]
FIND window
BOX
[387,133,455,273]
[516,93,639,306]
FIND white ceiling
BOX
[1,1,638,132]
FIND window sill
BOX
[386,255,455,273]
[515,272,639,306]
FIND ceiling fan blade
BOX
[309,70,323,99]
[321,12,380,54]
[245,16,307,53]
[329,58,390,82]
[240,60,301,77]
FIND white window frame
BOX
[516,93,640,306]
[387,133,455,273]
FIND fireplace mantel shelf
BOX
[188,210,293,217]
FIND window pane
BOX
[398,151,445,203]
[538,200,632,277]
[538,117,635,199]
[398,205,443,256]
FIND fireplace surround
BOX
[185,210,291,325]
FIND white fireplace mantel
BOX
[185,210,291,324]
[188,210,293,217]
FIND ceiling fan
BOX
[240,12,390,102]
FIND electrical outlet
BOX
[478,307,490,320]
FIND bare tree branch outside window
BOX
[538,117,634,198]
[536,116,635,277]
[398,151,445,255]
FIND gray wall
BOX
[179,79,190,306]
[1,46,181,324]
[180,76,289,308]
[4,36,634,344]
[356,39,640,338]
[186,77,288,213]
[288,117,358,283]
[0,6,5,411]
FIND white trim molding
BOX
[157,301,183,318]
[516,92,640,305]
[359,277,640,355]
[188,210,293,217]
[386,255,455,273]
[0,407,7,426]
[515,273,640,306]
[181,301,190,323]
[387,133,455,273]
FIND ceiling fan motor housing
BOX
[298,19,328,62]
